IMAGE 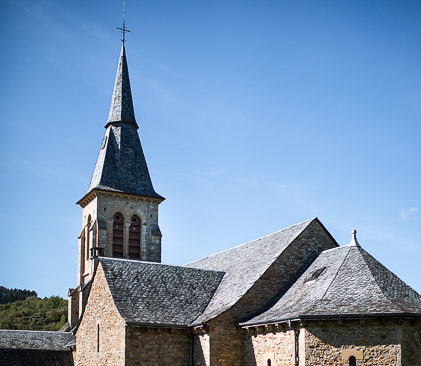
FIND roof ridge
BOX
[305,245,352,314]
[100,256,225,274]
[357,246,407,312]
[185,218,316,266]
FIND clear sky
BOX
[1,0,420,298]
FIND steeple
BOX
[79,45,164,201]
[105,44,138,129]
[75,41,164,278]
[70,13,164,328]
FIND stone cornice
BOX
[76,188,164,208]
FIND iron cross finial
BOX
[117,3,130,44]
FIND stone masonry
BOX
[242,318,421,366]
[125,327,189,366]
[76,263,126,366]
[77,191,162,285]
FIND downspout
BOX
[293,328,298,366]
[188,327,193,366]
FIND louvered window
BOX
[129,215,141,259]
[113,213,124,257]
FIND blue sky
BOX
[1,0,420,298]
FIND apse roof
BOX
[240,236,421,326]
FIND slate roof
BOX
[100,258,224,326]
[240,242,421,326]
[0,330,74,351]
[80,45,163,200]
[185,218,321,325]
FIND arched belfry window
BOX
[113,213,124,257]
[86,215,92,260]
[129,215,141,259]
[349,356,356,366]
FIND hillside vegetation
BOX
[0,287,67,331]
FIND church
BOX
[1,35,421,366]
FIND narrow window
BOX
[267,360,271,366]
[129,215,141,259]
[86,215,92,260]
[97,324,100,353]
[349,356,356,366]
[113,213,124,257]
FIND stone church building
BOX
[1,41,421,365]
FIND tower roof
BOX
[106,44,138,129]
[78,45,164,202]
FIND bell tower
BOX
[67,13,164,329]
[75,43,164,287]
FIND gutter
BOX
[239,312,421,328]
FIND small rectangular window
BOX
[305,267,326,283]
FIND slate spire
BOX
[78,45,164,202]
[106,44,138,129]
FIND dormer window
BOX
[305,267,326,283]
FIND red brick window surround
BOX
[113,213,124,257]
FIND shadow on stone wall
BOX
[242,336,258,366]
[193,336,208,366]
[0,349,74,366]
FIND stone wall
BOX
[125,327,189,366]
[193,332,210,366]
[0,350,74,366]
[67,287,79,328]
[77,191,162,285]
[203,220,337,366]
[303,319,403,365]
[241,318,420,366]
[75,263,126,366]
[243,326,295,366]
[402,320,421,366]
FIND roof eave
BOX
[125,322,188,329]
[239,312,421,328]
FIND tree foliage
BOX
[0,287,67,331]
[0,286,37,304]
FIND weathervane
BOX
[117,3,130,44]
